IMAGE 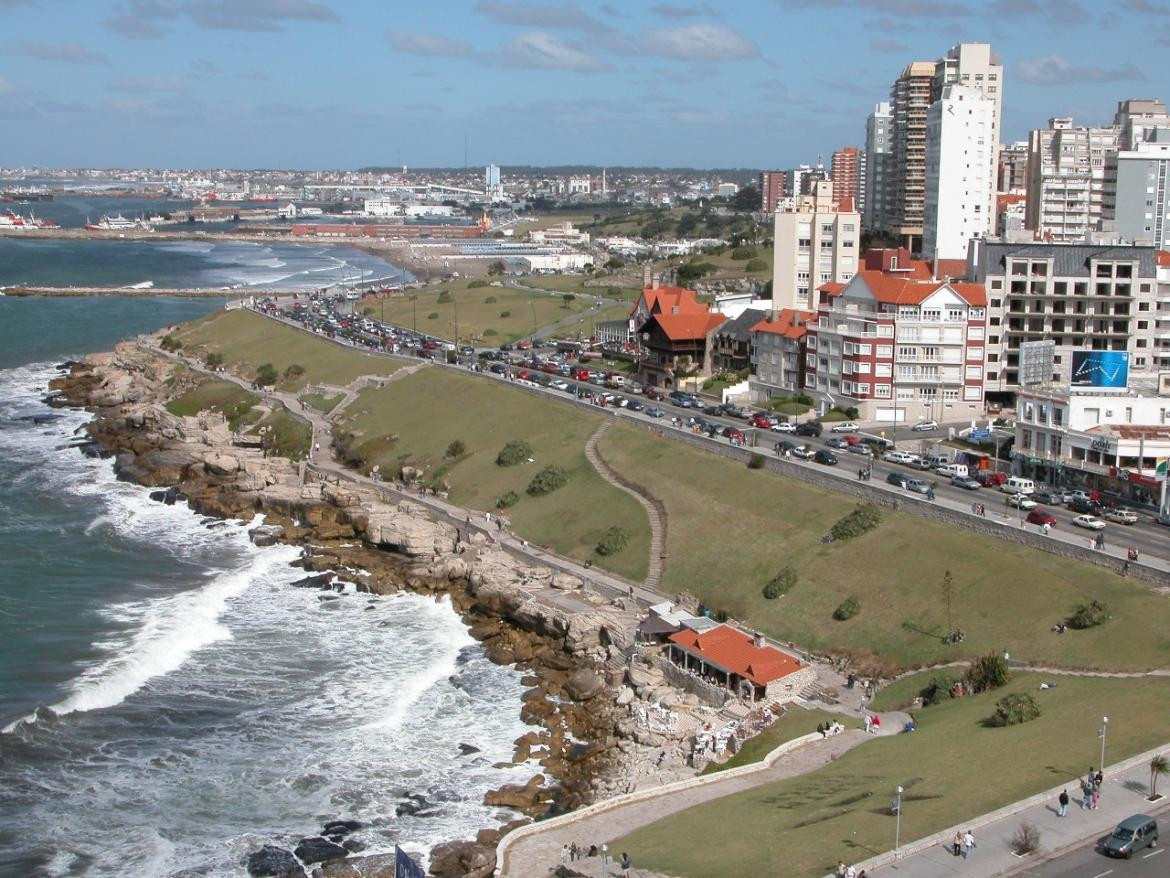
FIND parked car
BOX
[1156,512,1170,527]
[775,440,798,455]
[886,472,910,488]
[627,399,645,412]
[751,415,774,430]
[825,437,849,450]
[668,391,694,408]
[770,421,796,433]
[721,427,746,442]
[813,449,839,466]
[911,419,939,431]
[830,421,860,433]
[791,445,815,460]
[905,478,932,495]
[974,471,1007,488]
[907,456,933,470]
[883,450,916,465]
[847,443,873,456]
[1071,514,1107,530]
[1030,490,1063,505]
[951,475,982,490]
[795,421,823,437]
[1102,815,1158,859]
[703,404,723,416]
[1008,493,1038,510]
[1068,497,1104,515]
[720,403,748,418]
[549,379,569,391]
[1026,508,1058,527]
[1103,508,1138,525]
[645,406,665,418]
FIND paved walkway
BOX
[839,743,1170,878]
[500,731,867,878]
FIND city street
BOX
[1019,839,1167,877]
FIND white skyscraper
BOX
[864,102,892,231]
[923,84,995,261]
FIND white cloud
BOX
[498,31,609,71]
[1017,54,1145,84]
[387,31,473,57]
[18,40,111,65]
[639,22,756,60]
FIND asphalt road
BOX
[1017,835,1167,877]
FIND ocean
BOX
[0,238,412,291]
[0,297,530,876]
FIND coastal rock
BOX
[458,743,481,756]
[550,573,582,591]
[246,846,307,878]
[312,853,396,878]
[250,524,285,547]
[204,451,241,476]
[482,774,550,813]
[321,820,363,837]
[564,669,605,701]
[363,506,457,557]
[293,837,349,865]
[428,841,495,878]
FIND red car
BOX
[573,368,590,381]
[1026,508,1057,527]
[517,370,532,381]
[721,427,746,442]
[751,415,773,429]
[975,471,1007,487]
[516,340,531,350]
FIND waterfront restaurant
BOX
[666,624,808,703]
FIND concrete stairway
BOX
[584,417,667,591]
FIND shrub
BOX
[833,596,861,621]
[745,258,767,272]
[483,295,498,303]
[748,453,766,469]
[919,674,958,707]
[427,312,439,320]
[596,526,629,556]
[604,256,624,270]
[989,693,1041,727]
[1011,821,1041,856]
[483,328,498,337]
[283,363,305,380]
[527,464,569,496]
[562,294,576,306]
[437,290,453,303]
[964,652,1010,694]
[160,334,182,352]
[730,245,757,260]
[469,280,489,289]
[830,503,882,541]
[254,363,278,386]
[499,310,512,318]
[496,440,533,467]
[763,565,797,600]
[445,439,466,459]
[496,491,519,509]
[1068,599,1109,629]
[205,352,224,368]
[844,406,860,420]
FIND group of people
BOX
[835,862,867,877]
[969,502,988,517]
[1058,767,1105,815]
[950,829,977,858]
[817,720,845,737]
[561,843,631,876]
[863,714,882,735]
[856,465,873,481]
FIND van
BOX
[935,463,969,478]
[924,453,950,469]
[999,477,1036,495]
[1103,814,1158,858]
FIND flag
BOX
[1156,458,1168,482]
[395,845,425,878]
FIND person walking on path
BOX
[1092,784,1101,810]
[962,829,975,859]
[952,831,963,857]
[601,843,609,866]
[620,852,631,877]
[1058,788,1069,817]
[1081,776,1093,810]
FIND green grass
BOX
[599,423,1170,673]
[333,368,651,580]
[701,707,851,775]
[300,392,343,414]
[620,673,1170,878]
[361,279,596,345]
[770,399,812,415]
[164,380,257,429]
[247,407,311,461]
[174,309,400,392]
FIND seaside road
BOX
[499,731,866,878]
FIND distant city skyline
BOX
[1,0,1168,170]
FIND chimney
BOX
[642,264,652,288]
[931,247,939,282]
[652,272,660,290]
[754,632,766,648]
[791,310,801,328]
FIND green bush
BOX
[748,453,766,469]
[527,464,569,496]
[919,674,958,707]
[469,280,490,289]
[844,406,860,420]
[596,526,629,556]
[1068,599,1109,629]
[427,312,439,320]
[437,290,453,304]
[730,245,758,260]
[496,491,519,509]
[483,328,498,336]
[445,439,466,459]
[254,363,278,386]
[745,258,767,272]
[763,565,797,600]
[205,352,224,368]
[830,504,882,541]
[965,652,1010,694]
[499,310,512,318]
[989,693,1041,727]
[283,363,305,380]
[833,596,861,621]
[496,440,533,466]
[483,295,497,303]
[160,334,182,352]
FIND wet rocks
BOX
[428,840,495,878]
[246,845,307,878]
[293,836,348,865]
[250,524,285,547]
[312,853,396,878]
[564,669,605,701]
[458,743,481,756]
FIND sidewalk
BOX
[842,744,1170,877]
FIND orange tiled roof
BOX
[851,270,987,307]
[750,309,817,339]
[642,285,707,315]
[668,625,804,686]
[936,258,968,279]
[1157,251,1170,268]
[653,311,726,341]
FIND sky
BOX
[1,0,1169,171]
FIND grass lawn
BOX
[165,379,257,429]
[246,407,311,461]
[333,368,651,580]
[360,279,595,345]
[599,423,1170,673]
[620,673,1170,878]
[770,399,813,415]
[300,392,343,414]
[702,707,853,775]
[656,245,774,283]
[174,309,401,392]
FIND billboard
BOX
[1070,351,1130,390]
[1018,340,1055,387]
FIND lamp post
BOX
[1099,716,1109,771]
[894,785,904,855]
[530,300,538,342]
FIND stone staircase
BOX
[584,417,667,590]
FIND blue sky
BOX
[1,0,1168,170]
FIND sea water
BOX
[0,297,531,876]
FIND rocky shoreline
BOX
[47,342,694,878]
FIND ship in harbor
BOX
[0,189,55,202]
[84,214,143,231]
[0,211,61,230]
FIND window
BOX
[875,384,891,398]
[965,365,983,379]
[877,345,893,358]
[858,343,872,355]
[857,361,872,373]
[875,363,892,377]
[857,383,870,395]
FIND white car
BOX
[883,450,916,464]
[1103,508,1138,525]
[911,420,939,432]
[549,379,569,391]
[770,421,796,433]
[1072,514,1107,530]
[1008,493,1038,510]
[791,446,815,459]
[830,421,860,433]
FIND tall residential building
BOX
[1024,118,1118,242]
[1113,99,1170,150]
[889,61,935,252]
[1111,128,1170,247]
[923,85,995,261]
[830,146,864,214]
[998,141,1029,192]
[932,43,1003,233]
[864,102,892,231]
[759,171,786,212]
[772,180,860,313]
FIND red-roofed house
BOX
[631,283,728,388]
[803,248,989,423]
[666,625,814,703]
[749,308,817,399]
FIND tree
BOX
[205,352,224,369]
[562,293,576,307]
[989,693,1041,726]
[445,439,466,458]
[1150,754,1169,800]
[283,363,305,380]
[254,363,278,386]
[734,185,760,212]
[964,652,1010,694]
[487,260,506,276]
[763,566,797,599]
[604,256,624,270]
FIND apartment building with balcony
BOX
[1024,118,1119,243]
[772,180,860,313]
[748,308,816,401]
[967,240,1160,400]
[1111,127,1170,248]
[864,102,892,232]
[1155,250,1170,371]
[803,249,988,423]
[888,61,935,252]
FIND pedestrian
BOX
[485,511,491,525]
[1058,788,1069,817]
[962,829,975,859]
[1095,768,1104,787]
[844,865,856,878]
[1042,522,1051,536]
[1081,777,1093,809]
[858,468,864,481]
[569,842,578,862]
[620,852,631,877]
[871,714,881,734]
[952,831,963,857]
[601,843,609,865]
[863,714,872,734]
[628,585,635,599]
[561,844,569,864]
[836,862,848,877]
[1091,784,1100,809]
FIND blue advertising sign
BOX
[1070,351,1129,389]
[969,429,992,441]
[395,846,426,878]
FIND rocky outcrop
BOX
[362,503,457,557]
[312,854,396,878]
[247,846,307,878]
[428,841,495,878]
[294,837,349,865]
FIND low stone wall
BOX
[655,656,733,707]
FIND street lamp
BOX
[894,785,904,855]
[1099,716,1109,771]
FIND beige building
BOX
[889,61,935,251]
[771,180,860,312]
[1025,118,1119,243]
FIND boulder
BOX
[564,669,605,701]
[363,507,457,557]
[321,820,363,837]
[458,743,481,756]
[246,846,306,878]
[313,853,396,878]
[428,841,494,878]
[203,451,241,476]
[615,686,635,706]
[549,573,582,591]
[249,524,285,547]
[293,837,348,865]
